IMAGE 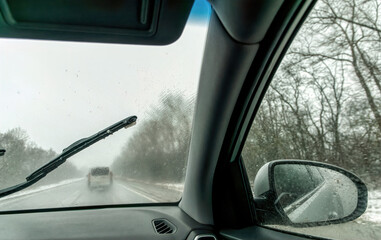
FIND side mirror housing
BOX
[253,160,368,227]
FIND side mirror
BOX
[253,160,367,227]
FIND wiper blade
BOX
[27,115,137,181]
[0,115,137,199]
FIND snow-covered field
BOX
[116,177,184,192]
[154,182,184,192]
[357,190,381,225]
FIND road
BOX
[0,178,180,211]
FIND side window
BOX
[242,0,380,239]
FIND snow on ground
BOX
[0,178,84,201]
[154,183,184,192]
[357,190,381,225]
[118,177,184,193]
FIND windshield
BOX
[0,0,210,211]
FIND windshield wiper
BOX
[0,115,137,199]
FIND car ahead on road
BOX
[87,167,113,190]
[0,0,378,240]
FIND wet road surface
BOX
[0,178,167,211]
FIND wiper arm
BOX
[27,115,137,181]
[0,115,137,199]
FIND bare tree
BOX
[112,93,193,183]
[242,0,381,188]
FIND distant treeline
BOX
[112,94,193,183]
[0,128,82,189]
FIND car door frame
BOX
[180,0,323,239]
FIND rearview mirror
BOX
[253,160,368,227]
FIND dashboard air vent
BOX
[152,219,176,234]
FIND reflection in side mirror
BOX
[274,165,357,223]
[253,160,368,227]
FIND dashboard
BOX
[0,206,215,240]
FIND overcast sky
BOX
[0,0,210,171]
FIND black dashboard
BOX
[0,206,215,240]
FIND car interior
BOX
[0,0,371,239]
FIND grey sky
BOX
[0,22,208,171]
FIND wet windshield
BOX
[0,0,210,211]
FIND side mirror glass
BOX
[253,160,368,227]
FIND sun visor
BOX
[0,0,194,45]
